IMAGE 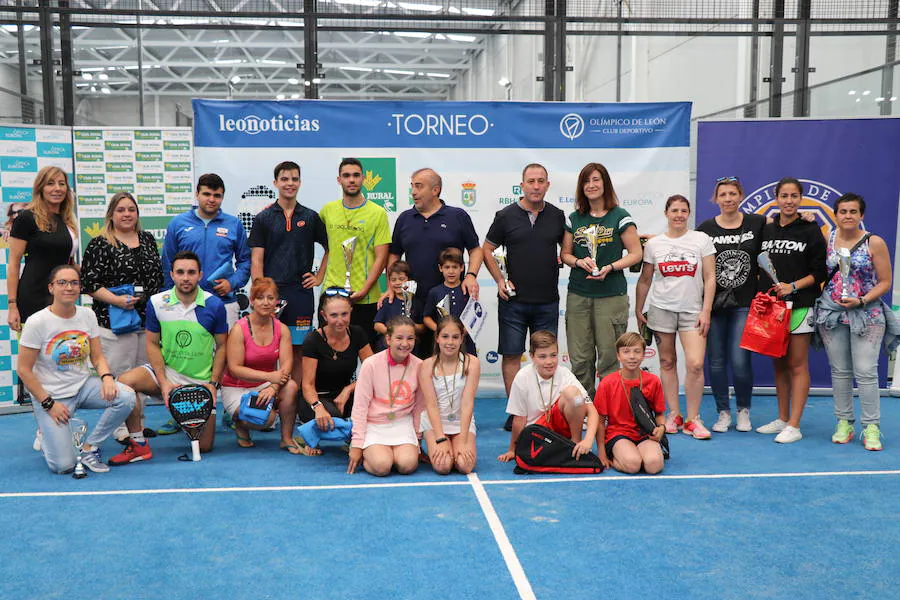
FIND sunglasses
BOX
[716,176,740,183]
[323,287,351,298]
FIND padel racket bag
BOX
[514,424,603,474]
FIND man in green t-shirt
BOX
[319,158,391,344]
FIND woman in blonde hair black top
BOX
[81,192,163,377]
[7,166,78,332]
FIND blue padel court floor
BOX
[2,394,900,599]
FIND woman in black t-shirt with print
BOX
[300,290,374,445]
[696,177,766,434]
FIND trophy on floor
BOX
[69,417,89,479]
[579,225,602,276]
[401,280,417,318]
[757,252,780,285]
[492,247,516,297]
[341,237,358,292]
[436,294,451,319]
[838,247,854,300]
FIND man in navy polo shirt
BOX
[386,167,483,355]
[161,172,251,328]
[249,160,328,386]
[483,163,565,422]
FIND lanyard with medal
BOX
[439,357,463,422]
[386,356,410,421]
[535,370,555,420]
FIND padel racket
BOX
[628,382,670,460]
[167,385,214,462]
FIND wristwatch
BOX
[310,400,323,410]
[41,396,55,411]
[209,381,221,390]
[435,437,449,444]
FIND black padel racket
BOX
[168,385,214,462]
[627,380,670,461]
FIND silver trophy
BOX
[436,294,451,319]
[757,252,780,285]
[400,280,417,318]
[341,237,358,292]
[492,247,516,297]
[838,247,854,300]
[579,225,602,276]
[69,417,89,479]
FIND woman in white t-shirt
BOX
[17,265,136,474]
[635,195,716,440]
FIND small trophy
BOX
[579,225,601,276]
[436,294,451,319]
[341,237,357,292]
[838,247,854,300]
[757,252,780,285]
[492,247,516,297]
[69,417,89,479]
[401,280,417,318]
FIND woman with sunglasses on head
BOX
[755,178,827,444]
[560,163,643,396]
[221,277,300,452]
[636,195,717,439]
[2,202,27,243]
[696,177,766,433]
[299,287,373,454]
[815,193,897,451]
[17,265,136,474]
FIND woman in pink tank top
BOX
[221,277,300,452]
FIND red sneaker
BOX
[109,440,153,466]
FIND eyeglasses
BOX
[716,176,740,183]
[323,287,351,298]
[8,209,21,218]
[53,279,81,288]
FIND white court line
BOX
[467,473,536,600]
[3,468,900,499]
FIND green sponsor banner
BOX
[81,215,172,252]
[107,183,135,194]
[359,157,398,212]
[134,130,162,140]
[76,173,105,184]
[135,152,163,162]
[168,203,192,214]
[75,151,104,162]
[106,162,134,172]
[74,130,103,140]
[163,140,191,151]
[104,140,133,151]
[165,182,193,194]
[136,173,164,183]
[137,194,165,205]
[164,161,191,172]
[78,195,106,206]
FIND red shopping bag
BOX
[740,290,791,358]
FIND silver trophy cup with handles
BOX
[492,247,516,297]
[69,417,89,479]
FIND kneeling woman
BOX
[348,315,424,476]
[17,265,136,474]
[418,315,480,474]
[221,277,299,451]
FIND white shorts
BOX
[363,414,418,449]
[141,363,206,388]
[222,382,270,416]
[98,328,148,377]
[647,305,700,333]
[790,306,815,335]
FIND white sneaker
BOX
[712,410,731,433]
[33,429,42,452]
[113,423,130,443]
[774,425,803,444]
[736,408,752,432]
[756,418,787,434]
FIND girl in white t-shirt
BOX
[418,315,480,475]
[635,195,716,440]
[17,265,136,474]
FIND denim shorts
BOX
[497,298,559,355]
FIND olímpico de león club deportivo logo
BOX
[741,179,842,237]
[560,113,585,140]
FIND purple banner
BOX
[696,118,900,387]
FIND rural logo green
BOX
[135,130,162,140]
[105,140,132,151]
[76,173,105,184]
[136,152,163,162]
[164,162,191,172]
[75,152,103,162]
[106,162,134,172]
[107,183,134,194]
[359,157,397,212]
[74,130,102,140]
[137,173,164,183]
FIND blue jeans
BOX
[497,299,559,355]
[819,321,884,425]
[706,307,753,412]
[31,377,136,474]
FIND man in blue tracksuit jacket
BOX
[161,172,251,328]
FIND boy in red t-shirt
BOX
[594,332,666,474]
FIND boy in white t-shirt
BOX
[497,330,600,462]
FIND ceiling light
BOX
[848,90,857,95]
[97,73,109,81]
[862,90,871,96]
[462,7,495,16]
[101,87,111,95]
[397,2,441,11]
[276,93,285,100]
[81,72,93,81]
[291,93,300,99]
[384,69,415,75]
[393,31,432,39]
[447,34,477,42]
[426,72,451,78]
[230,75,242,84]
[288,77,299,85]
[340,66,374,72]
[497,76,511,87]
